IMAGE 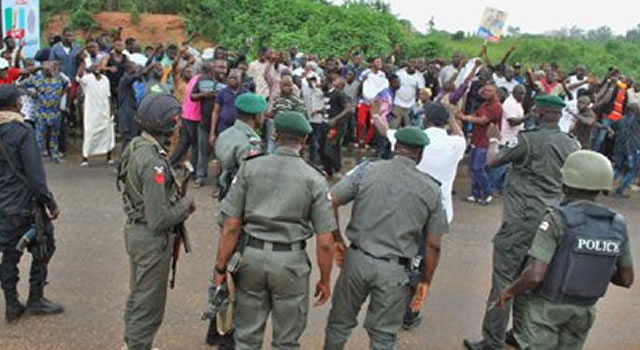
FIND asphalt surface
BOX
[1,151,639,350]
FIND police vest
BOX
[539,201,627,306]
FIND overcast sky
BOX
[334,1,640,35]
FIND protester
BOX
[462,84,503,204]
[76,63,115,166]
[392,58,425,128]
[357,57,388,147]
[190,60,227,187]
[19,61,69,163]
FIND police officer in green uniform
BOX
[324,127,449,350]
[206,93,266,348]
[213,111,336,350]
[118,93,196,350]
[464,95,581,350]
[491,150,634,350]
[214,93,266,199]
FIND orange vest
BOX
[607,86,627,121]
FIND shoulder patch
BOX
[153,166,166,185]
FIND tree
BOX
[587,26,613,42]
[507,26,520,37]
[625,24,640,43]
[451,31,465,41]
[569,26,585,39]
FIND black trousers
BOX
[0,215,55,295]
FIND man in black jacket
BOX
[0,84,63,323]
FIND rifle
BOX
[169,162,194,289]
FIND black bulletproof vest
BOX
[539,201,627,306]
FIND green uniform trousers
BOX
[324,247,411,350]
[123,224,174,350]
[481,221,534,349]
[233,243,311,350]
[516,295,595,350]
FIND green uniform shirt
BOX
[496,124,580,229]
[529,202,634,268]
[331,155,449,259]
[120,133,192,232]
[215,119,262,188]
[221,146,336,243]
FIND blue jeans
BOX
[488,164,507,194]
[591,118,616,153]
[470,147,490,200]
[615,149,640,195]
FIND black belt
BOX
[351,245,410,269]
[246,236,306,252]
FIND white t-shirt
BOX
[394,68,425,108]
[359,69,389,101]
[500,95,524,145]
[558,99,578,133]
[495,77,519,94]
[565,75,588,100]
[386,127,466,223]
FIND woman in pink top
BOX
[170,73,202,169]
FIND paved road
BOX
[1,155,639,349]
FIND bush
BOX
[70,8,95,30]
[129,1,141,25]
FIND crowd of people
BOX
[0,24,637,350]
[0,27,639,198]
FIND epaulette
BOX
[425,173,442,187]
[304,159,328,177]
[243,153,266,161]
[521,127,538,133]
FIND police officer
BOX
[213,111,336,350]
[0,84,63,323]
[464,95,581,350]
[213,93,265,199]
[324,126,449,350]
[205,94,266,348]
[118,93,196,350]
[492,150,634,349]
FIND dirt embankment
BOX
[45,11,197,46]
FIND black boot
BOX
[463,339,491,350]
[26,285,64,315]
[4,290,26,323]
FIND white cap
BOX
[201,48,215,61]
[0,58,9,70]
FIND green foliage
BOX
[129,0,141,25]
[70,8,95,30]
[40,0,640,77]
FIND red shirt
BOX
[0,68,21,84]
[471,98,503,148]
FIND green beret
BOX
[395,126,430,147]
[235,93,268,114]
[274,111,312,136]
[535,95,566,109]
